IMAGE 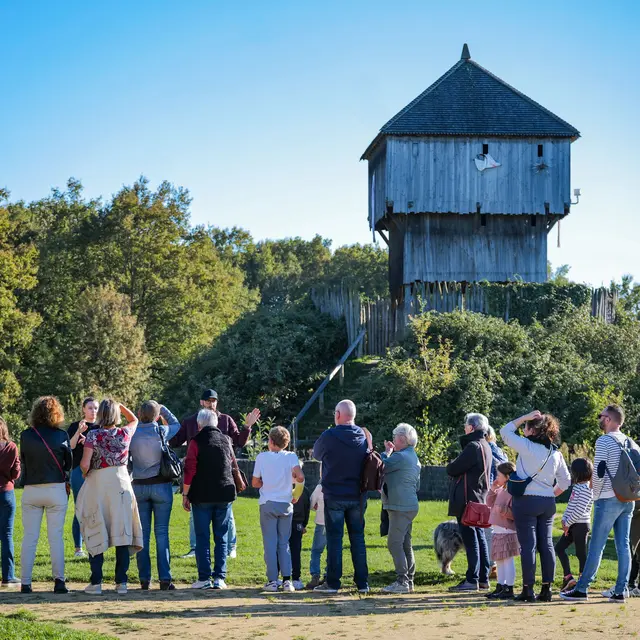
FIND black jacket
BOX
[20,426,72,486]
[67,421,99,469]
[293,487,310,526]
[446,429,492,519]
[188,425,237,505]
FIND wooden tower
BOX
[362,44,580,303]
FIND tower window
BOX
[538,144,544,157]
[481,214,487,227]
[482,143,489,155]
[531,215,537,227]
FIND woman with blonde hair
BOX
[0,416,20,587]
[77,398,142,595]
[20,396,72,594]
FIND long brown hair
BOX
[0,416,10,442]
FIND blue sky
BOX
[1,0,638,286]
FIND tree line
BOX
[0,177,386,434]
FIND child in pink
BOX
[485,461,519,600]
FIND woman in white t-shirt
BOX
[252,426,304,593]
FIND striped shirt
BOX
[593,431,640,501]
[562,482,593,527]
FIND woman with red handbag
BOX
[446,414,493,592]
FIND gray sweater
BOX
[381,446,421,511]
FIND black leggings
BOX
[555,522,589,577]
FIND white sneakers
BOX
[228,547,237,559]
[115,583,127,595]
[192,579,213,589]
[84,583,102,595]
[282,580,295,592]
[601,586,630,598]
[264,580,298,592]
[213,578,227,590]
[382,581,410,594]
[74,550,87,558]
[292,580,305,591]
[264,581,279,592]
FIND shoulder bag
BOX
[230,448,248,493]
[156,426,183,481]
[507,445,554,497]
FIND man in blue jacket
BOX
[312,399,370,593]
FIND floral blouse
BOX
[84,426,135,470]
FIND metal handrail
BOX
[290,327,366,450]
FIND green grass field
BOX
[9,490,620,589]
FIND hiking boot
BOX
[20,584,32,594]
[160,581,176,591]
[306,575,321,590]
[497,585,514,600]
[486,584,504,599]
[449,580,478,592]
[382,580,410,594]
[537,583,552,602]
[314,581,339,594]
[140,580,150,590]
[559,588,588,602]
[514,586,536,602]
[54,579,69,594]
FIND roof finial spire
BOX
[461,43,471,60]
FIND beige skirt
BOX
[491,532,520,561]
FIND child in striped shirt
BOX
[556,458,594,592]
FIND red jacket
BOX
[169,411,250,449]
[0,441,21,492]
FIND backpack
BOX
[606,436,640,502]
[360,449,384,493]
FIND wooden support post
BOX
[339,364,345,388]
[319,391,325,414]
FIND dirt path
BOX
[1,584,638,639]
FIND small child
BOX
[485,461,519,600]
[556,458,593,592]
[306,483,327,589]
[252,426,305,593]
[290,485,310,590]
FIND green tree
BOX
[61,285,151,405]
[323,243,388,298]
[0,191,41,418]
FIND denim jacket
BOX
[381,446,421,511]
[130,407,181,480]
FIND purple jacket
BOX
[169,411,251,448]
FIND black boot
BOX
[53,578,69,594]
[537,583,552,602]
[497,585,514,600]
[514,585,536,602]
[486,584,504,599]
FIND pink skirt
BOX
[491,532,520,561]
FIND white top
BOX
[593,431,640,500]
[253,450,300,505]
[310,484,325,525]
[500,422,571,497]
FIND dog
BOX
[433,520,463,575]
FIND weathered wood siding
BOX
[371,136,571,226]
[368,143,387,227]
[398,213,548,284]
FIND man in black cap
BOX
[171,389,260,558]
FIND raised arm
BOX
[160,406,181,440]
[119,403,138,433]
[500,411,542,454]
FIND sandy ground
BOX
[1,584,639,639]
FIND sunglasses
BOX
[598,414,609,420]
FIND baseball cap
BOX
[201,389,218,401]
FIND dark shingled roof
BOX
[362,45,580,159]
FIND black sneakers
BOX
[560,588,588,602]
[54,579,69,594]
[609,593,626,603]
[20,584,32,594]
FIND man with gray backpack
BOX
[561,404,640,603]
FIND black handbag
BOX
[507,445,554,497]
[157,426,183,481]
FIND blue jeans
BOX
[512,495,556,585]
[324,497,369,590]
[457,518,490,584]
[89,546,130,585]
[192,502,231,581]
[133,482,173,582]
[71,466,85,549]
[576,497,634,595]
[0,490,16,581]
[190,507,236,554]
[310,524,327,577]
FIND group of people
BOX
[0,389,638,603]
[447,405,640,603]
